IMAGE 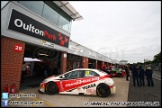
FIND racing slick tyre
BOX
[96,83,111,98]
[45,82,58,95]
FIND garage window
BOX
[19,1,44,16]
[18,1,72,33]
[42,2,59,25]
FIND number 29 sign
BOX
[14,44,23,52]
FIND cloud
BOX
[70,1,161,63]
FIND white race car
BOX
[39,68,116,98]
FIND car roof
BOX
[71,68,107,76]
[72,68,98,71]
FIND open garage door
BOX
[20,44,61,90]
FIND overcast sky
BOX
[69,1,161,64]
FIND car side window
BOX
[68,71,79,79]
[78,70,85,78]
[64,72,72,79]
[84,70,99,77]
[90,71,99,76]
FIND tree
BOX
[137,62,143,66]
[153,51,161,63]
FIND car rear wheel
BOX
[45,82,58,95]
[96,83,111,98]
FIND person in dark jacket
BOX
[145,65,154,87]
[124,65,130,81]
[44,64,48,78]
[21,62,27,82]
[132,64,140,86]
[139,65,145,86]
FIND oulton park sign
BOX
[8,9,69,48]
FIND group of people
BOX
[21,62,60,82]
[33,62,60,78]
[131,64,154,87]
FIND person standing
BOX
[44,64,48,78]
[21,62,27,82]
[132,64,140,86]
[145,65,154,87]
[124,65,130,81]
[139,65,145,86]
[79,64,83,68]
[33,63,40,77]
[136,65,141,86]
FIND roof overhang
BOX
[1,1,9,9]
[53,1,83,21]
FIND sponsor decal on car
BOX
[77,87,81,91]
[86,89,96,94]
[82,83,96,90]
[65,77,99,87]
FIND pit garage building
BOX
[1,1,119,92]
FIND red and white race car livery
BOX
[39,68,116,97]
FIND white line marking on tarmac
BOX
[153,75,161,80]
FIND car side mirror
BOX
[60,75,65,78]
